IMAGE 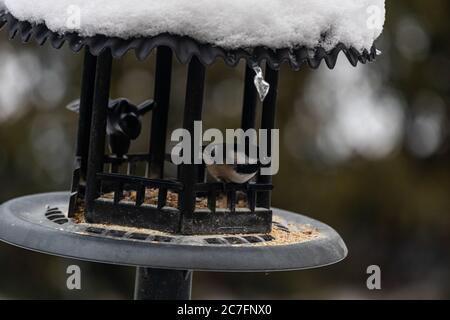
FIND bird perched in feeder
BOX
[204,143,261,185]
[67,98,155,157]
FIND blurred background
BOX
[0,0,449,299]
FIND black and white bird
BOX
[204,143,260,184]
[67,98,155,157]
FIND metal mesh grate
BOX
[45,207,69,225]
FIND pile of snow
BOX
[3,0,385,51]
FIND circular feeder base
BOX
[0,192,347,272]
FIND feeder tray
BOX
[0,192,347,272]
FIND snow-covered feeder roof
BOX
[0,0,385,69]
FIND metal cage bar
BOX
[77,50,98,181]
[85,50,113,219]
[257,64,279,209]
[148,47,173,179]
[241,65,258,130]
[68,49,98,217]
[179,57,206,234]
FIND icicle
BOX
[253,66,270,102]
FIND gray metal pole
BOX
[134,267,193,300]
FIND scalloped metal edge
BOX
[0,11,377,70]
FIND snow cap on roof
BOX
[3,0,385,51]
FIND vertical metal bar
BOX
[248,189,257,211]
[77,50,98,180]
[110,161,119,174]
[127,161,135,176]
[136,184,145,207]
[228,188,237,212]
[113,184,122,204]
[179,57,206,234]
[198,163,206,182]
[148,47,173,179]
[134,268,193,300]
[157,188,168,209]
[257,65,279,208]
[68,168,81,218]
[68,50,97,218]
[207,188,217,213]
[85,50,113,219]
[241,64,258,130]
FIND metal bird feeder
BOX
[0,9,376,299]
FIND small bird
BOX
[204,143,260,185]
[67,98,155,157]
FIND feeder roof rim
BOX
[0,11,378,70]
